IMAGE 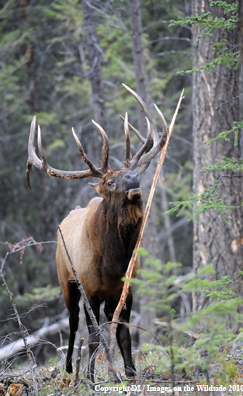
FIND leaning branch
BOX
[109,90,185,357]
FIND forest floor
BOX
[1,351,243,396]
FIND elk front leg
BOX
[64,282,81,373]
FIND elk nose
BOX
[125,172,139,180]
[124,171,140,189]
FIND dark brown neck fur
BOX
[92,195,143,276]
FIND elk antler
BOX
[26,85,168,188]
[120,83,168,174]
[26,116,108,189]
[123,113,131,168]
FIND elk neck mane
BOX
[102,192,142,228]
[89,195,142,276]
[93,193,143,253]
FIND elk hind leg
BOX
[104,293,135,378]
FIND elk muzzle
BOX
[124,171,141,200]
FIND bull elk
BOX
[26,84,167,382]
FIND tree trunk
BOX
[239,0,243,159]
[128,0,158,341]
[128,0,148,135]
[239,0,243,67]
[192,1,243,311]
[81,0,107,135]
[128,0,158,257]
[160,184,177,265]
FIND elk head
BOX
[26,84,168,194]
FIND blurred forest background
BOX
[0,0,242,374]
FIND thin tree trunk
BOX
[128,0,158,257]
[128,0,148,135]
[239,0,243,67]
[128,0,158,341]
[160,184,177,265]
[82,0,107,135]
[239,0,243,159]
[192,1,243,311]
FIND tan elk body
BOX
[56,182,141,303]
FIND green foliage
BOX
[167,0,242,223]
[134,250,243,382]
[16,285,61,308]
[170,1,238,36]
[166,155,243,222]
[205,122,243,147]
[166,181,238,223]
[221,356,239,381]
[177,44,239,74]
[170,2,239,74]
[36,368,93,395]
[204,157,243,172]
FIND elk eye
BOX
[107,180,114,188]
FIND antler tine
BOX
[127,103,168,172]
[38,124,103,179]
[138,162,150,175]
[119,115,145,144]
[26,116,105,188]
[26,116,45,189]
[137,104,168,168]
[37,125,48,171]
[130,117,152,170]
[72,128,103,177]
[119,85,168,173]
[92,120,109,173]
[122,83,159,144]
[123,112,131,168]
[135,103,168,168]
[154,103,168,132]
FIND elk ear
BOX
[89,181,102,195]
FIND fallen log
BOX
[0,318,68,362]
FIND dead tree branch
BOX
[75,337,84,386]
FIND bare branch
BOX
[0,247,38,395]
[75,337,84,386]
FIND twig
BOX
[212,174,243,194]
[75,337,84,386]
[169,315,175,396]
[109,90,185,358]
[100,320,164,348]
[58,226,121,382]
[1,249,38,395]
[0,318,69,361]
[154,319,200,340]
